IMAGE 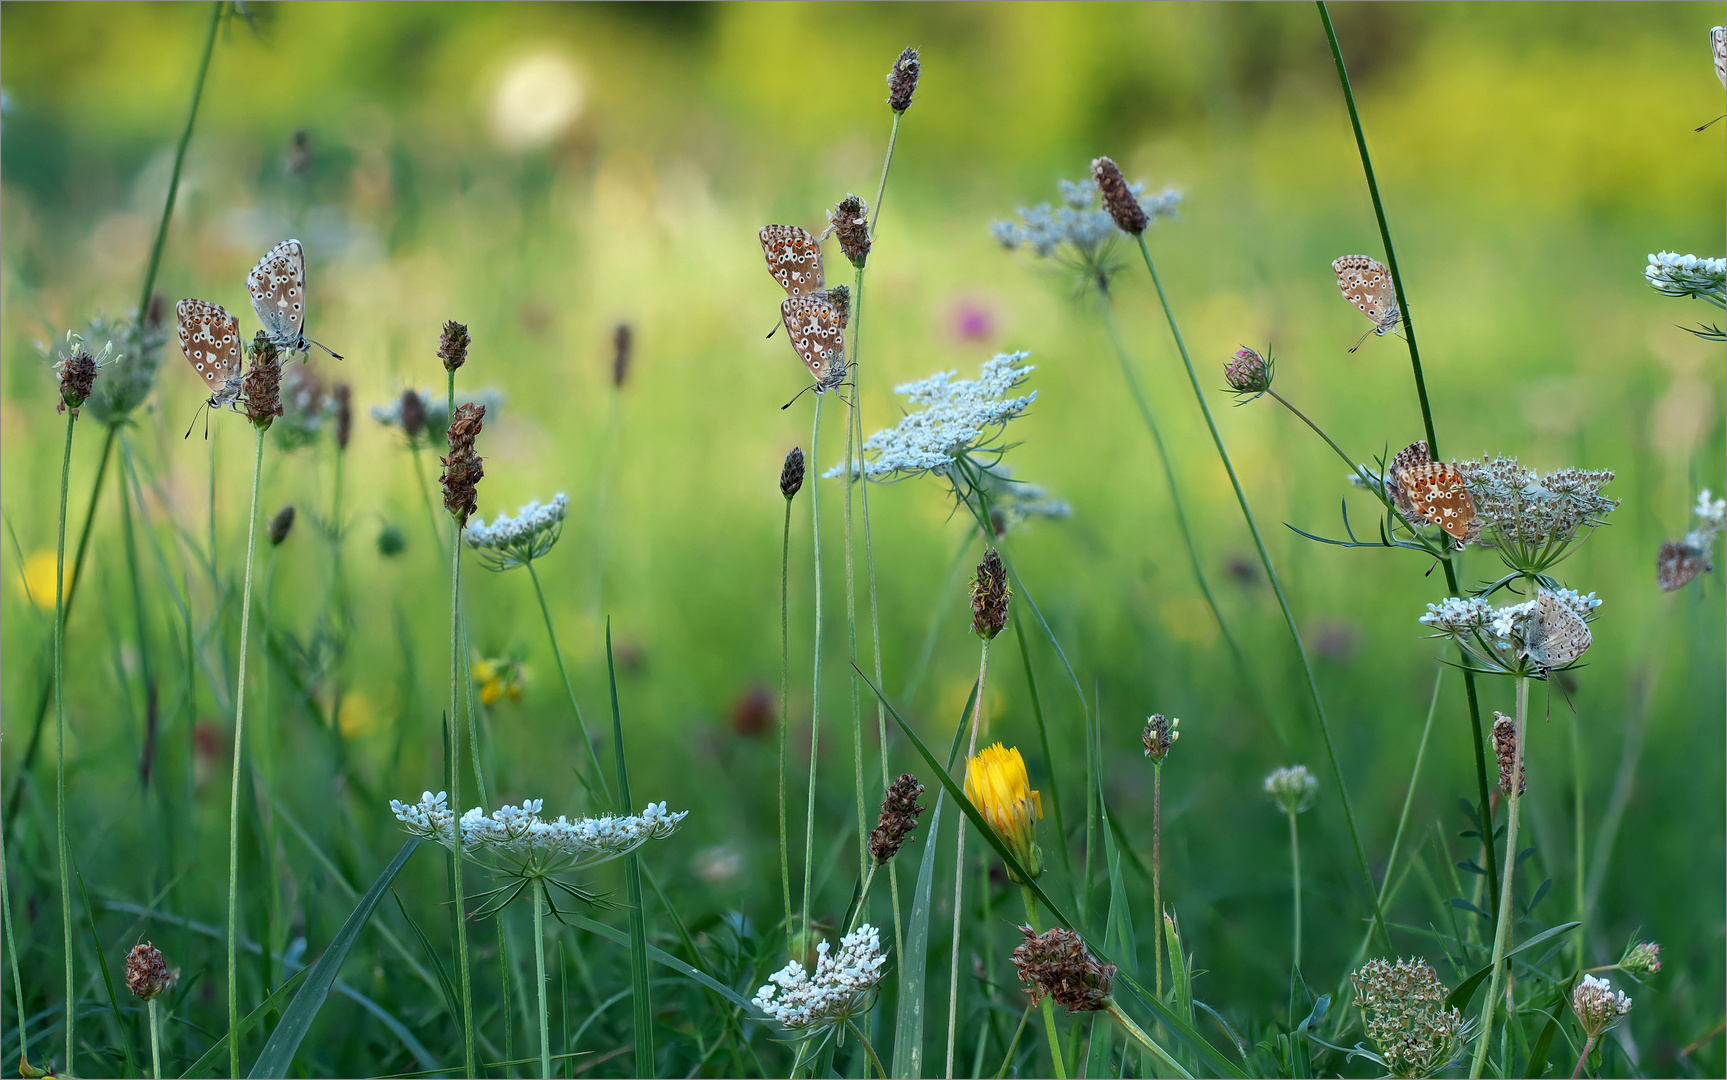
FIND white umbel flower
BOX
[1644,252,1726,301]
[390,791,687,866]
[465,494,569,569]
[1264,765,1318,815]
[1695,488,1726,532]
[753,923,888,1031]
[1570,974,1633,1038]
[829,352,1037,480]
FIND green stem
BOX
[1019,885,1067,1079]
[1152,762,1163,1005]
[148,997,161,1080]
[1570,1034,1596,1080]
[1132,232,1388,953]
[995,1007,1032,1079]
[868,111,902,237]
[800,396,825,951]
[946,637,990,1078]
[138,1,221,318]
[1315,0,1500,918]
[1,762,30,1070]
[118,437,158,789]
[846,1018,888,1079]
[1471,675,1527,1079]
[411,445,445,558]
[535,890,550,1079]
[526,560,610,804]
[1105,1001,1191,1079]
[779,494,795,956]
[450,517,476,1079]
[842,340,866,887]
[1289,810,1303,972]
[52,408,76,1075]
[225,423,266,1078]
[1570,708,1586,972]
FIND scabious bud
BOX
[1491,712,1524,796]
[1619,940,1661,976]
[268,505,296,546]
[828,194,871,269]
[1571,975,1632,1038]
[1223,346,1273,401]
[612,323,633,388]
[780,447,806,500]
[1264,764,1318,815]
[55,343,100,416]
[1091,156,1147,235]
[1011,926,1115,1012]
[439,320,471,372]
[440,402,486,523]
[332,383,353,450]
[243,333,284,429]
[125,942,174,1001]
[868,774,927,865]
[886,47,920,112]
[971,548,1010,640]
[1141,714,1179,763]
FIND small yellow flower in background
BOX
[19,550,70,610]
[337,691,378,738]
[473,655,524,705]
[965,743,1043,880]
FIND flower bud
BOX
[400,388,427,440]
[55,344,100,416]
[612,323,633,388]
[828,194,871,269]
[1091,156,1147,235]
[1619,940,1661,976]
[1141,714,1179,763]
[1264,764,1317,815]
[780,446,805,500]
[268,505,296,546]
[886,48,920,112]
[439,320,471,372]
[1571,975,1632,1038]
[1223,346,1273,399]
[332,383,353,450]
[970,549,1010,640]
[125,942,174,1001]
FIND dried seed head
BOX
[332,383,353,450]
[1571,975,1633,1038]
[1491,712,1525,797]
[440,402,486,523]
[780,446,806,500]
[1141,714,1179,763]
[399,388,427,440]
[868,774,927,865]
[971,548,1010,640]
[242,333,284,429]
[125,942,174,1001]
[828,194,871,269]
[1091,156,1148,235]
[1350,958,1470,1078]
[612,323,633,388]
[1011,925,1115,1012]
[886,47,920,112]
[1223,346,1273,399]
[268,505,296,546]
[439,320,471,372]
[1619,939,1661,976]
[55,343,100,416]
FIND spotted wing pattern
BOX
[760,225,825,298]
[1386,440,1431,523]
[176,299,245,405]
[1333,255,1400,342]
[1658,539,1710,591]
[1523,592,1592,670]
[780,295,847,391]
[1393,459,1479,542]
[247,239,307,350]
[1713,26,1726,87]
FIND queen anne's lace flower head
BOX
[1455,456,1618,573]
[1351,958,1471,1079]
[1421,589,1600,676]
[1571,975,1633,1038]
[1644,252,1726,302]
[465,494,569,570]
[1418,596,1493,636]
[753,924,888,1031]
[993,177,1180,289]
[830,353,1037,481]
[1264,765,1318,815]
[1695,489,1726,533]
[390,792,686,869]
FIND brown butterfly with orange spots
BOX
[760,225,850,403]
[1387,441,1480,544]
[1333,254,1401,352]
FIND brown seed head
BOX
[439,320,471,373]
[440,402,486,523]
[268,505,296,546]
[828,194,871,269]
[887,47,920,112]
[1141,714,1179,763]
[332,383,353,450]
[400,388,427,440]
[868,774,927,865]
[1011,925,1115,1012]
[1492,712,1525,796]
[125,942,173,1001]
[780,446,806,501]
[970,548,1010,640]
[1223,346,1273,398]
[612,323,633,388]
[54,344,100,416]
[144,292,167,331]
[1091,156,1147,235]
[242,333,284,428]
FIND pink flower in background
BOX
[951,298,995,343]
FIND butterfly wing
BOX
[1525,593,1592,669]
[1386,440,1432,523]
[780,296,846,388]
[1332,254,1399,333]
[1658,540,1710,591]
[176,299,244,401]
[247,239,307,348]
[1396,461,1480,542]
[760,225,825,298]
[1714,26,1726,87]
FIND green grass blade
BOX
[606,623,655,1078]
[179,967,309,1078]
[247,837,420,1078]
[390,889,460,1023]
[558,912,761,1017]
[1444,922,1581,1014]
[71,853,139,1077]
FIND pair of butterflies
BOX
[176,239,342,412]
[759,224,849,400]
[1332,254,1401,353]
[1386,440,1481,545]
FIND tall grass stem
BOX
[449,517,476,1079]
[1152,762,1163,1004]
[799,396,825,951]
[779,495,795,955]
[137,0,221,318]
[535,891,550,1079]
[1470,675,1528,1079]
[527,561,610,804]
[1287,810,1303,972]
[147,998,161,1079]
[945,637,989,1078]
[53,408,77,1073]
[1,770,31,1070]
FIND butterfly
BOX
[1388,443,1480,543]
[1657,538,1711,591]
[1332,255,1401,352]
[246,239,343,358]
[175,298,247,412]
[760,225,850,402]
[1521,591,1592,671]
[1699,27,1727,130]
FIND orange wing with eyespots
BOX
[1332,254,1399,333]
[176,299,244,398]
[760,225,825,298]
[780,295,846,385]
[1392,460,1479,542]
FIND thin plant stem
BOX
[1,772,31,1070]
[1152,762,1163,1004]
[225,423,266,1078]
[535,891,550,1080]
[994,1006,1032,1079]
[1288,810,1303,972]
[52,408,77,1074]
[450,517,477,1079]
[1132,232,1388,952]
[1570,1034,1597,1080]
[843,363,867,887]
[868,111,901,238]
[411,445,445,558]
[800,396,826,951]
[779,494,795,956]
[846,1018,888,1080]
[1018,884,1067,1079]
[1570,711,1586,972]
[1471,675,1528,1079]
[1315,0,1501,916]
[138,0,221,317]
[147,997,161,1080]
[526,560,609,804]
[118,437,158,789]
[946,637,990,1078]
[1104,1000,1189,1079]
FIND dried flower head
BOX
[55,341,100,416]
[970,549,1011,639]
[780,446,806,500]
[268,505,296,546]
[1222,346,1273,401]
[1456,455,1619,574]
[828,194,871,269]
[399,388,428,439]
[439,320,471,372]
[242,333,284,428]
[440,403,486,523]
[831,352,1036,480]
[125,942,175,1001]
[886,47,920,112]
[1571,974,1633,1038]
[1491,712,1524,796]
[993,177,1180,293]
[332,383,353,450]
[465,494,567,570]
[1091,156,1148,235]
[1264,765,1318,815]
[1141,714,1179,763]
[373,387,503,448]
[1350,958,1470,1079]
[612,323,633,388]
[1619,939,1661,977]
[965,743,1043,880]
[868,774,927,865]
[753,923,888,1031]
[1011,925,1115,1012]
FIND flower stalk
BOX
[225,421,265,1079]
[53,406,76,1073]
[779,448,803,955]
[1470,675,1528,1078]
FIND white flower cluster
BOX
[831,353,1037,480]
[1418,596,1494,636]
[752,924,888,1030]
[1644,252,1726,302]
[465,494,568,569]
[390,791,687,865]
[1695,489,1726,533]
[1263,765,1318,815]
[1457,456,1619,553]
[1422,591,1599,644]
[1570,974,1633,1038]
[993,178,1182,262]
[1485,588,1601,643]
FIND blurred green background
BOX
[2,2,1722,1076]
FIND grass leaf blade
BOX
[607,622,655,1078]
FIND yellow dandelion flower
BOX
[19,550,70,610]
[964,743,1043,881]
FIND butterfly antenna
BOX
[765,321,781,340]
[308,337,345,361]
[183,399,213,441]
[781,383,817,411]
[1347,326,1374,354]
[1696,114,1725,132]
